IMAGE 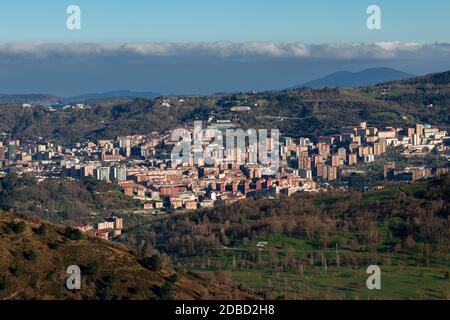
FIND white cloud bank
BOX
[0,41,449,60]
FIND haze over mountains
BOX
[63,90,161,104]
[0,93,59,105]
[297,67,414,88]
[0,67,418,104]
[0,91,161,105]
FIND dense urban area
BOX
[1,116,449,240]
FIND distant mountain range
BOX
[297,67,414,88]
[0,93,59,105]
[0,68,435,105]
[61,90,161,103]
[0,90,161,105]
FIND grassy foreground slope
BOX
[0,212,257,300]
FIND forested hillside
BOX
[0,70,449,144]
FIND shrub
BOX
[0,276,9,290]
[64,227,83,240]
[34,224,47,236]
[84,261,101,277]
[168,273,178,283]
[141,255,162,271]
[102,274,117,285]
[128,286,142,295]
[48,241,60,250]
[7,221,26,234]
[10,265,24,277]
[154,283,173,300]
[23,250,37,261]
[96,285,114,300]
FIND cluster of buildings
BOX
[383,162,449,182]
[76,216,123,240]
[0,121,448,214]
[48,102,92,111]
[292,122,448,181]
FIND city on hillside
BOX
[1,119,449,239]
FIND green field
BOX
[214,266,449,300]
[125,177,450,300]
[174,233,449,300]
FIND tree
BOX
[141,255,162,272]
[0,275,9,290]
[85,261,101,277]
[34,224,47,236]
[64,227,83,240]
[7,220,26,234]
[154,283,173,300]
[23,250,37,261]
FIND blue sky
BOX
[0,1,449,96]
[0,0,449,43]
